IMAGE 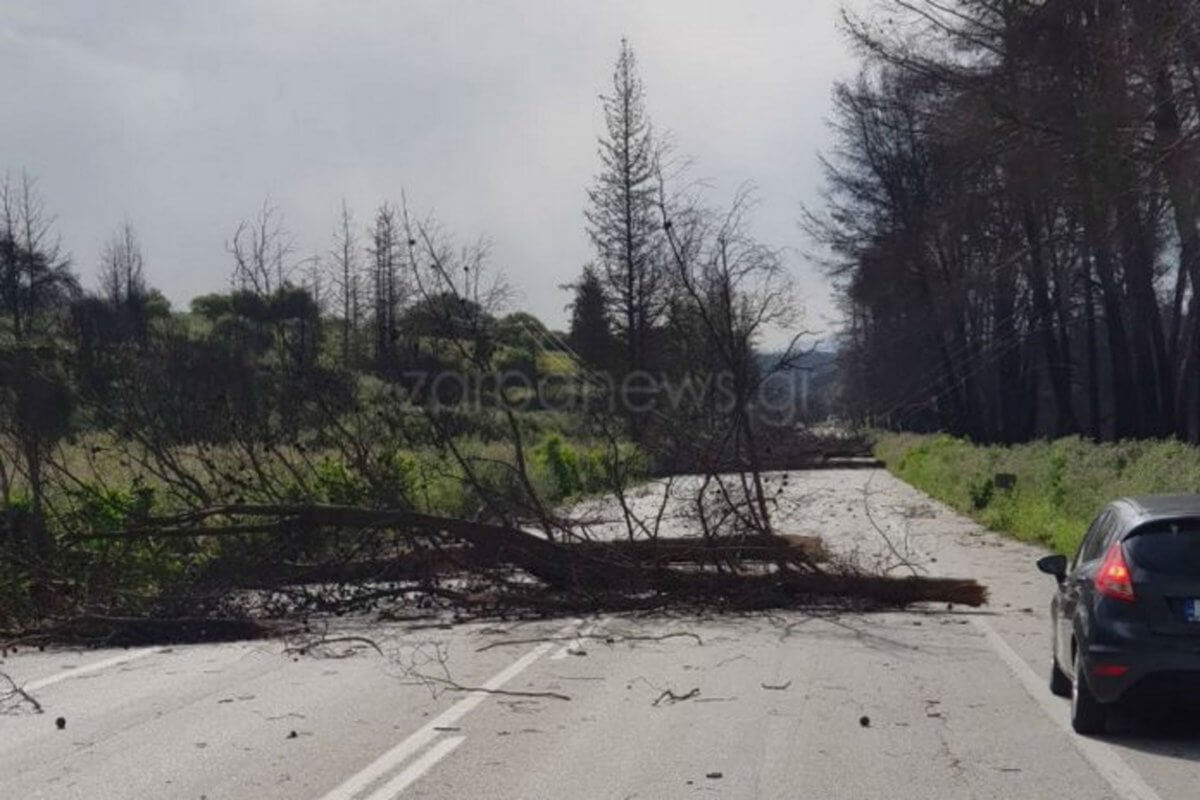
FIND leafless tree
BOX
[368,202,404,368]
[659,180,805,535]
[0,171,76,342]
[329,199,362,367]
[227,199,294,296]
[98,221,146,306]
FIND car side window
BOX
[1088,511,1117,562]
[1099,515,1124,554]
[1075,510,1111,568]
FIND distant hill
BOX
[755,347,840,424]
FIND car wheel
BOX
[1050,655,1071,697]
[1071,655,1107,735]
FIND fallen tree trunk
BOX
[570,534,828,567]
[88,504,985,609]
[93,504,640,592]
[650,570,986,608]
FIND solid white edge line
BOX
[362,736,465,800]
[972,617,1165,800]
[24,647,159,692]
[317,622,576,800]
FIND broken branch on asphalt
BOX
[0,670,43,714]
[653,687,700,706]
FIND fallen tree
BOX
[0,192,988,646]
[65,503,985,626]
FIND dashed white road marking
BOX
[360,736,465,800]
[24,647,159,692]
[317,622,576,800]
[973,618,1165,800]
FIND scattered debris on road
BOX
[476,631,703,653]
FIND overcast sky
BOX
[2,0,860,344]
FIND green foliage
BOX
[190,292,233,320]
[0,494,36,626]
[531,434,646,502]
[537,350,575,376]
[69,482,156,534]
[496,312,551,351]
[309,457,370,505]
[534,434,581,498]
[878,433,1200,555]
[967,474,994,510]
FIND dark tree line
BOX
[813,0,1200,442]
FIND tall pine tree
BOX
[585,39,666,378]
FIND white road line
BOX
[317,625,573,800]
[361,736,465,800]
[24,647,159,692]
[972,618,1165,800]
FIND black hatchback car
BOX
[1037,495,1200,734]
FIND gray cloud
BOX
[1,0,857,344]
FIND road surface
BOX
[3,468,1199,800]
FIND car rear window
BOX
[1126,519,1200,577]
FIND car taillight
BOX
[1091,664,1130,678]
[1095,543,1135,602]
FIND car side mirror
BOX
[1036,554,1068,584]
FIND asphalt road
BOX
[3,469,1200,800]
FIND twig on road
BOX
[284,635,385,657]
[653,687,700,706]
[0,670,44,714]
[862,472,925,577]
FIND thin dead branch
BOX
[652,687,700,706]
[0,670,43,714]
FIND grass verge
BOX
[875,433,1200,556]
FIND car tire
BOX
[1071,656,1107,735]
[1050,656,1071,698]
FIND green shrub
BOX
[63,482,158,539]
[311,457,368,505]
[968,474,994,510]
[534,434,580,499]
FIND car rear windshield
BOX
[1126,519,1200,577]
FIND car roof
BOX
[1111,494,1200,532]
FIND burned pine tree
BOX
[585,39,669,387]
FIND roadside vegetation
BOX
[877,433,1200,556]
[7,40,960,644]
